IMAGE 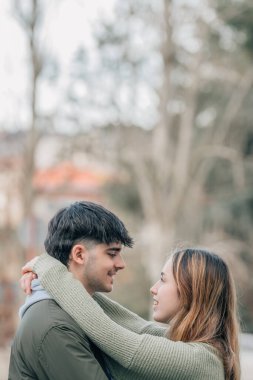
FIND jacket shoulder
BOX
[16,299,91,349]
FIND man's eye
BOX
[108,253,116,257]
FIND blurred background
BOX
[0,0,253,378]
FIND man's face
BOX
[82,242,125,295]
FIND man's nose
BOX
[115,255,125,270]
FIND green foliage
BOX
[104,179,143,218]
[228,10,253,55]
[216,0,253,56]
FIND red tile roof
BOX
[33,162,111,195]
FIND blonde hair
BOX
[168,248,240,380]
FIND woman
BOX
[24,248,240,380]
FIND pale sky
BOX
[0,0,116,131]
[0,0,212,132]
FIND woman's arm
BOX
[93,293,166,337]
[32,254,223,380]
[33,254,143,369]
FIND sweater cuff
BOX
[33,253,63,278]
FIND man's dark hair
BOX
[44,201,133,266]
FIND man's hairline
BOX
[73,238,125,248]
[66,238,125,267]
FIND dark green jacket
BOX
[8,299,109,380]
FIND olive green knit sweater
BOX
[33,254,225,380]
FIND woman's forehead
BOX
[162,258,173,273]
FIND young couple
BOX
[9,201,240,380]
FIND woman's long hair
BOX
[168,248,240,380]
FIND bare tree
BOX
[67,0,253,287]
[13,0,44,260]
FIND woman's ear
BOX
[69,244,86,265]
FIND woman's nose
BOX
[150,282,158,295]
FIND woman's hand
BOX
[20,256,39,295]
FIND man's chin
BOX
[105,284,113,292]
[100,284,113,293]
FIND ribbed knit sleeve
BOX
[33,254,225,380]
[93,293,167,337]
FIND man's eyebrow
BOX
[107,247,122,252]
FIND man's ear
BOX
[69,244,87,265]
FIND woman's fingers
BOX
[20,272,37,295]
[21,256,39,275]
[20,256,39,294]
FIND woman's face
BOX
[150,258,181,323]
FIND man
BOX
[8,201,133,380]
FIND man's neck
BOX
[68,265,94,296]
